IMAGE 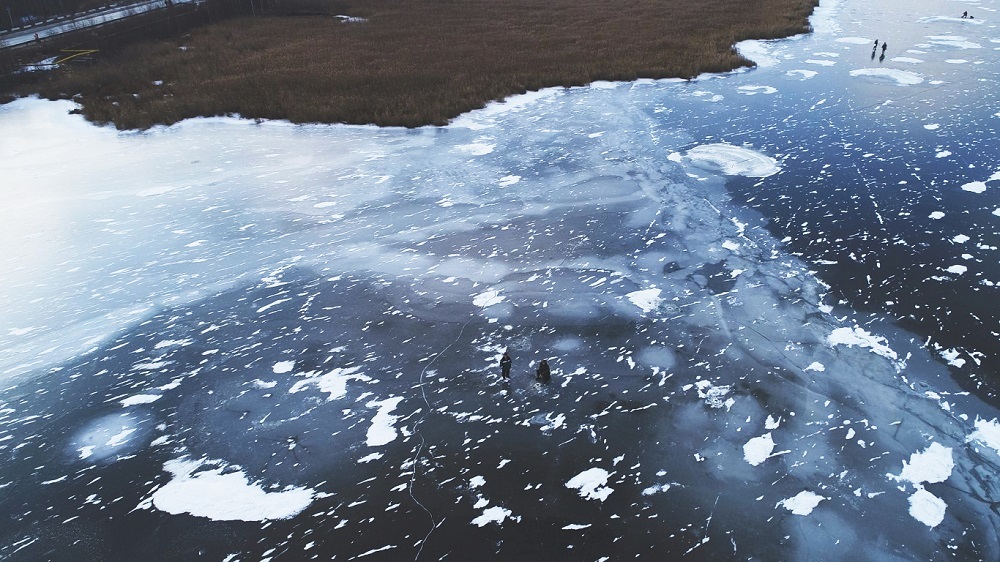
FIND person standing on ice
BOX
[499,351,512,380]
[535,359,551,384]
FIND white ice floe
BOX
[498,175,521,187]
[967,417,1000,456]
[145,457,315,521]
[565,468,613,501]
[681,143,780,178]
[743,433,776,466]
[945,265,968,275]
[849,68,924,85]
[827,326,898,361]
[804,362,826,372]
[626,288,663,313]
[777,491,826,515]
[929,211,946,219]
[365,396,404,447]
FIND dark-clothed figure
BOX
[500,352,512,380]
[536,359,551,383]
[881,42,888,53]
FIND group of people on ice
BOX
[499,351,550,384]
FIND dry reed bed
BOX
[22,0,819,128]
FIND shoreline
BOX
[2,0,820,130]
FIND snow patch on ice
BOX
[777,491,826,515]
[786,69,819,80]
[565,468,613,501]
[743,433,776,466]
[967,417,1000,456]
[889,442,954,486]
[273,361,295,374]
[849,68,924,85]
[471,506,514,527]
[694,380,735,410]
[908,488,947,528]
[120,394,162,407]
[961,181,987,193]
[626,288,663,313]
[737,85,778,95]
[827,326,898,361]
[473,290,504,308]
[455,142,496,156]
[146,457,315,521]
[683,144,780,178]
[365,396,404,447]
[288,366,370,400]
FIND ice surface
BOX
[2,0,1000,558]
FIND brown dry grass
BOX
[16,0,818,128]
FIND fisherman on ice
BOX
[500,351,512,380]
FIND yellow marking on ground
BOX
[54,49,98,64]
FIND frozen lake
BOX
[1,0,999,559]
